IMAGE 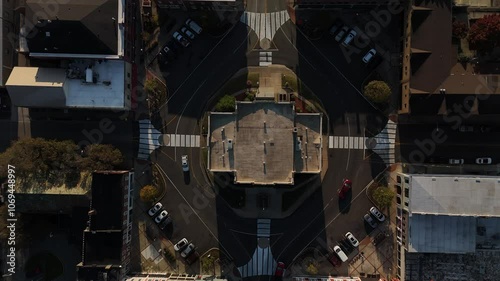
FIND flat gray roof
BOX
[208,101,322,185]
[409,175,500,217]
[408,214,476,253]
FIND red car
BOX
[338,179,352,199]
[327,252,341,267]
[275,262,285,277]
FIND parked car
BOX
[342,30,357,47]
[155,210,169,223]
[173,31,190,47]
[449,159,464,165]
[185,251,199,265]
[476,157,492,165]
[159,216,173,230]
[329,24,340,36]
[327,252,341,267]
[185,19,203,34]
[338,178,352,199]
[333,245,348,262]
[181,27,195,40]
[364,213,378,228]
[181,243,196,258]
[362,48,377,63]
[182,155,189,172]
[335,26,349,42]
[275,262,285,277]
[370,206,386,222]
[174,238,189,252]
[148,202,162,217]
[345,232,359,247]
[459,125,474,132]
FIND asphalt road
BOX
[154,5,396,274]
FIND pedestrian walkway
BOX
[259,51,272,66]
[237,219,277,278]
[257,219,271,237]
[139,119,162,159]
[329,136,367,150]
[240,10,290,42]
[368,120,397,165]
[162,134,201,147]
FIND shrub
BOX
[140,185,159,204]
[215,95,236,112]
[363,80,391,104]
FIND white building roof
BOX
[409,175,500,217]
[65,60,125,108]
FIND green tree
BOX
[80,144,123,171]
[144,78,166,112]
[140,185,159,204]
[468,14,500,54]
[215,95,236,112]
[363,80,392,104]
[373,187,395,209]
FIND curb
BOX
[153,162,169,201]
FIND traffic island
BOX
[200,248,221,276]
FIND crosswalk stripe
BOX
[343,136,349,148]
[359,137,364,148]
[240,11,290,41]
[162,134,201,147]
[329,136,367,150]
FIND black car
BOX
[159,216,173,230]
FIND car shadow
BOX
[183,171,191,185]
[162,223,173,240]
[338,189,353,213]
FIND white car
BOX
[182,155,189,172]
[174,238,189,252]
[181,27,195,40]
[155,210,169,223]
[333,245,348,262]
[476,157,492,165]
[335,26,349,42]
[345,232,359,247]
[449,159,464,165]
[370,207,386,222]
[342,30,357,47]
[173,31,190,47]
[148,202,162,217]
[181,243,196,258]
[362,48,377,63]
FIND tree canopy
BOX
[363,80,392,104]
[372,187,395,209]
[140,185,159,204]
[0,138,123,179]
[468,14,500,54]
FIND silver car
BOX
[335,26,349,42]
[342,30,357,47]
[148,202,162,217]
[364,213,378,228]
[370,206,386,222]
[362,48,377,63]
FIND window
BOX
[404,188,409,198]
[404,177,409,184]
[127,84,130,89]
[397,176,402,184]
[397,185,402,195]
[127,72,130,78]
[396,196,402,204]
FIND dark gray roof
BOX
[25,0,118,55]
[89,172,125,230]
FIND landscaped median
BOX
[199,248,221,276]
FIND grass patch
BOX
[201,249,220,274]
[25,252,63,281]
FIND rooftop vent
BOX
[45,31,50,37]
[293,127,298,133]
